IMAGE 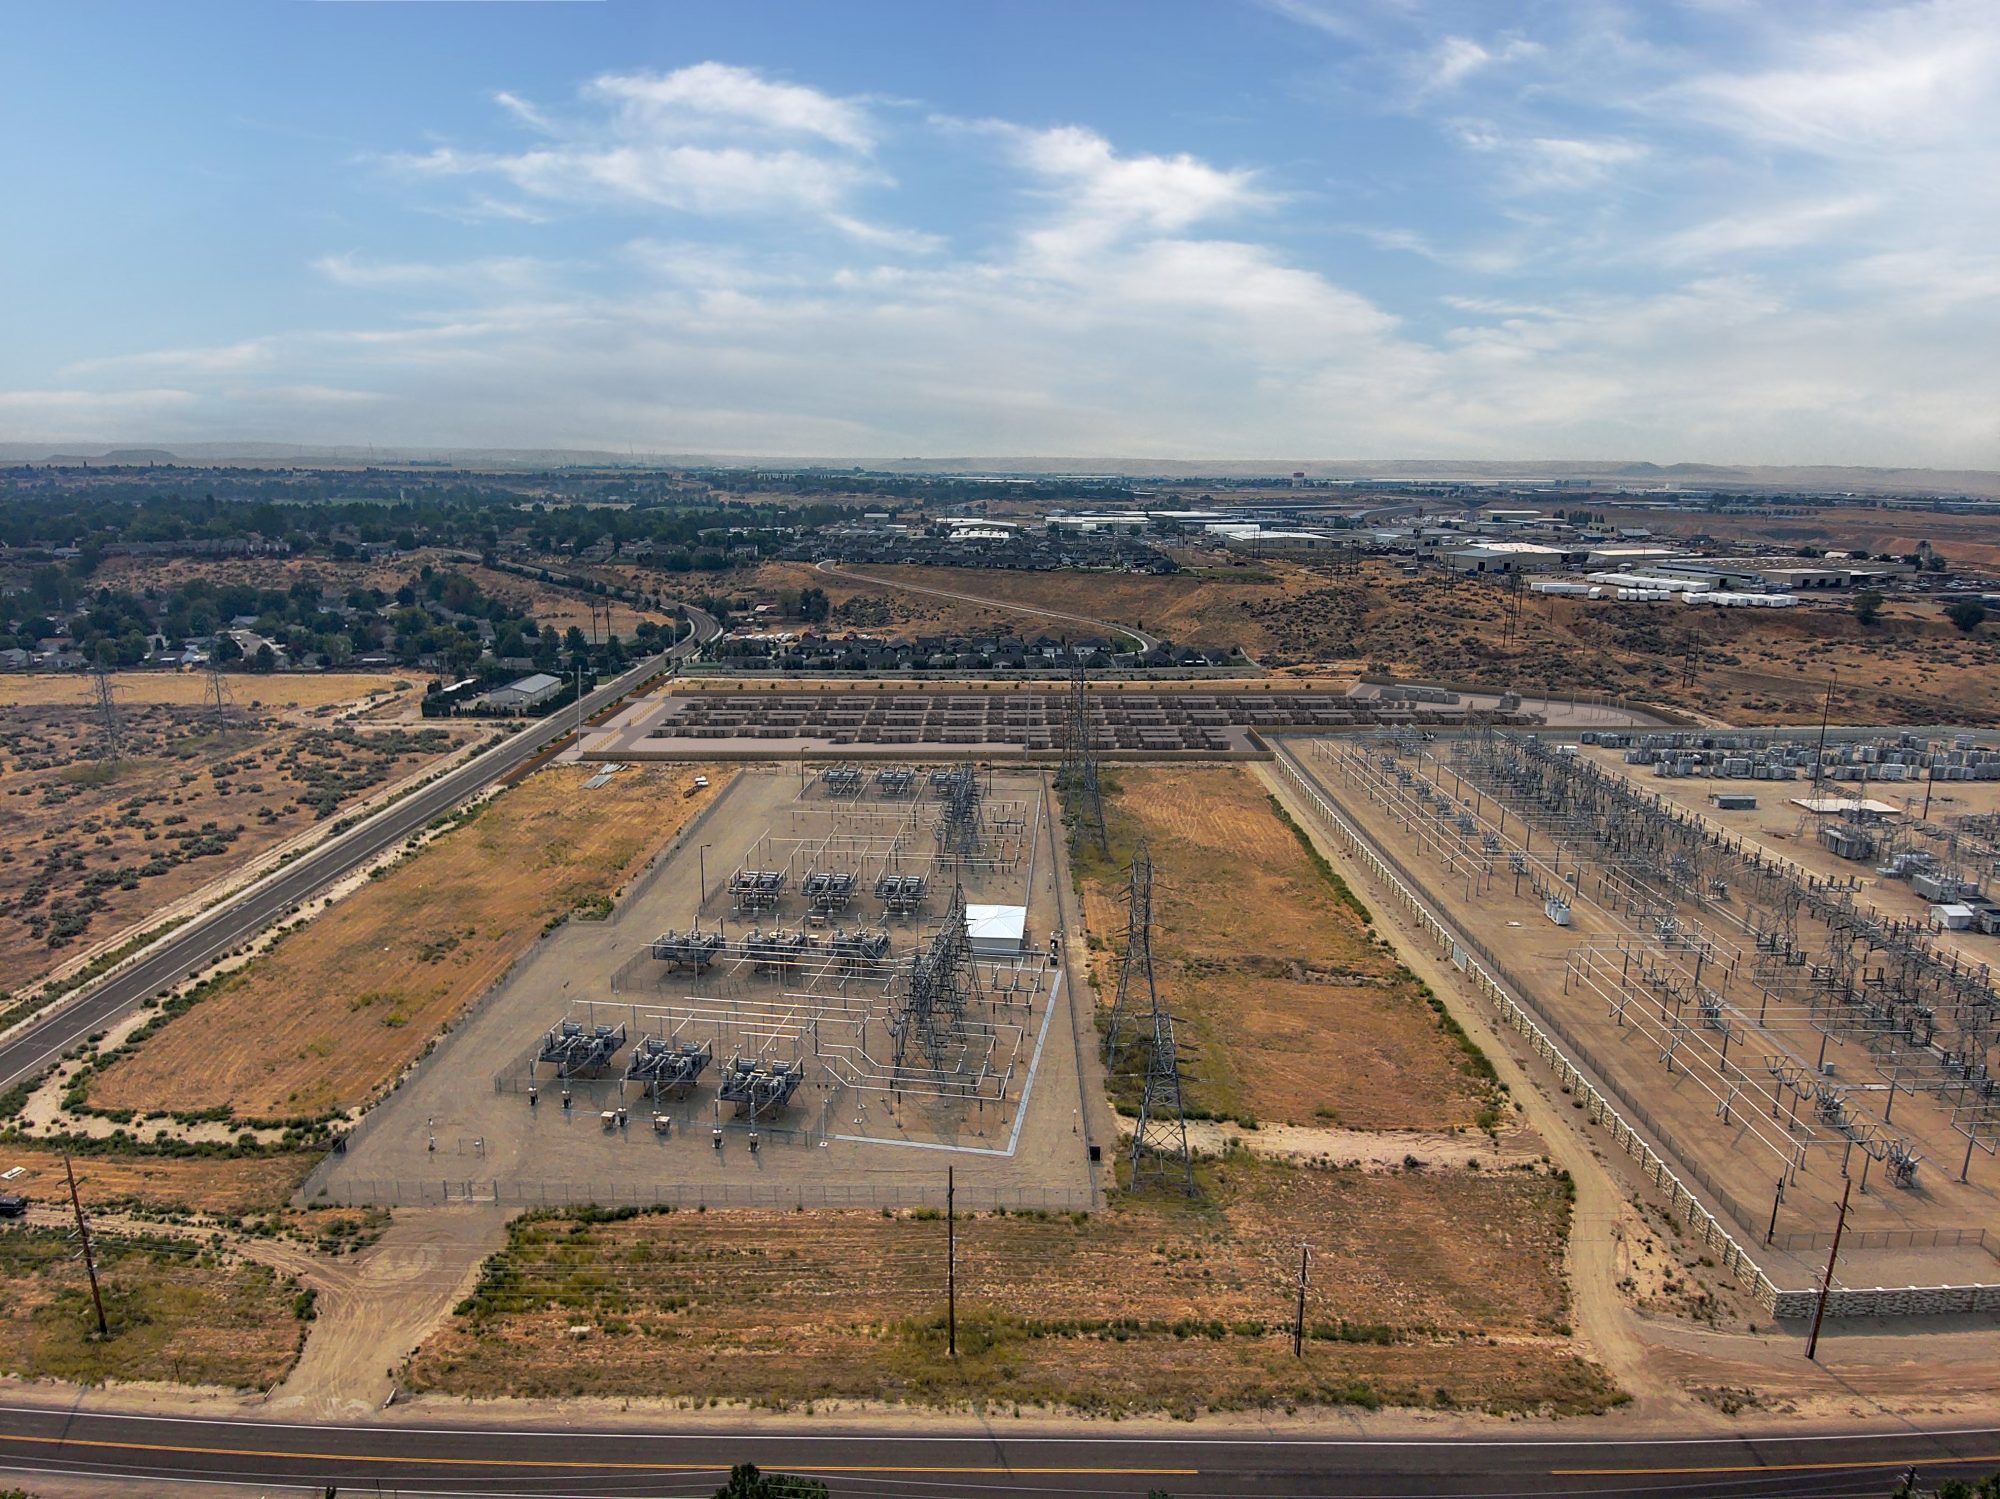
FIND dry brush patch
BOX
[406,1158,1612,1415]
[0,1225,308,1390]
[85,763,726,1123]
[1080,766,1499,1131]
[0,685,460,995]
[1240,561,2000,725]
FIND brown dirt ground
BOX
[87,762,727,1122]
[0,1224,305,1390]
[1079,766,1497,1130]
[0,1142,318,1216]
[405,1157,1613,1415]
[0,678,462,996]
[756,560,1308,650]
[1242,562,2000,725]
[781,554,2000,725]
[1648,507,2000,573]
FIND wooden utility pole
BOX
[63,1152,108,1338]
[1293,1244,1311,1358]
[1805,1175,1852,1362]
[946,1166,957,1358]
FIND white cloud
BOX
[1251,0,1372,44]
[1419,34,1543,94]
[588,63,876,152]
[1452,125,1648,191]
[1656,194,1881,264]
[1672,2,2000,154]
[1009,124,1272,234]
[23,41,2000,468]
[311,252,550,290]
[62,340,274,377]
[388,63,923,246]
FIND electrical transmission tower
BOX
[1131,985,1195,1195]
[1103,841,1155,1066]
[203,653,233,729]
[1097,839,1192,1194]
[1058,651,1109,856]
[91,659,124,764]
[1679,630,1702,692]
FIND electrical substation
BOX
[314,765,1090,1212]
[1286,726,2000,1303]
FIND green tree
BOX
[1947,599,1987,633]
[714,1463,829,1499]
[1852,589,1885,625]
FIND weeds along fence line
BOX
[311,1178,1094,1213]
[1271,741,2000,1321]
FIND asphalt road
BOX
[0,607,717,1098]
[817,559,1166,652]
[0,1404,1995,1497]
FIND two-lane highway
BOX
[0,607,717,1097]
[1,1404,1996,1496]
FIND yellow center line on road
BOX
[1554,1453,2000,1477]
[0,1431,1194,1476]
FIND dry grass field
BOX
[406,1157,1612,1414]
[0,1226,306,1389]
[0,1142,319,1217]
[0,672,416,713]
[1079,767,1499,1130]
[87,762,726,1123]
[757,560,1308,650]
[0,676,462,999]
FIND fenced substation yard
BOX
[1279,729,2000,1316]
[306,765,1094,1212]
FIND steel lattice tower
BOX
[203,654,233,729]
[890,882,983,1078]
[933,769,986,863]
[1103,841,1154,1066]
[1131,994,1195,1195]
[1058,652,1109,856]
[91,660,124,764]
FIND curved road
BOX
[0,1404,1994,1495]
[0,607,718,1097]
[817,559,1165,652]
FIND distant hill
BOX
[2,443,1997,496]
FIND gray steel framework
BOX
[1058,654,1110,856]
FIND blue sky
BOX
[4,0,1997,465]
